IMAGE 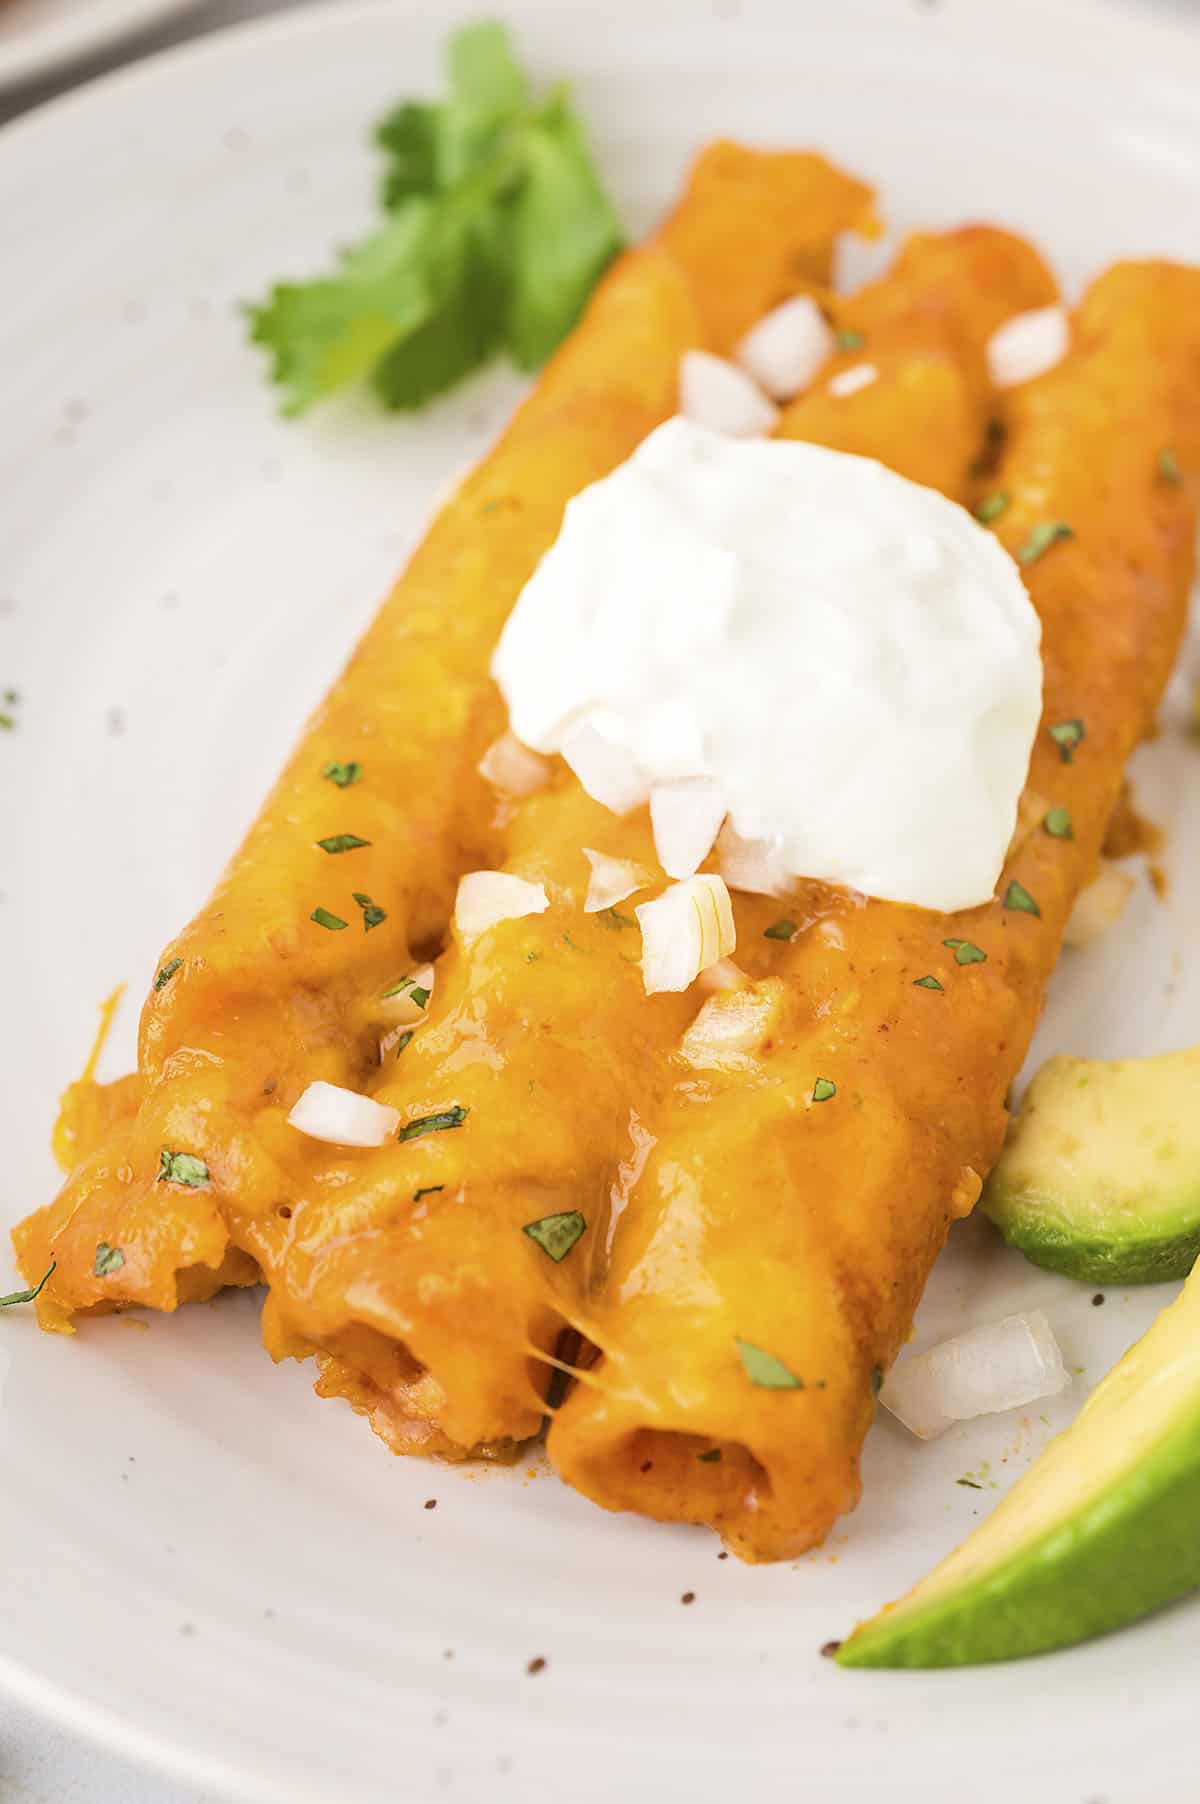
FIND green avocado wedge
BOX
[982,1047,1200,1284]
[838,1255,1200,1668]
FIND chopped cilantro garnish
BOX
[413,1185,445,1202]
[764,918,797,942]
[157,1150,211,1188]
[975,491,1010,523]
[835,328,864,352]
[736,1339,803,1390]
[913,974,944,991]
[352,891,387,931]
[812,1077,836,1103]
[956,1477,983,1490]
[393,1029,414,1057]
[1003,879,1041,916]
[311,907,349,931]
[153,957,182,991]
[0,1260,56,1308]
[94,1243,126,1277]
[247,21,622,415]
[1158,447,1182,485]
[0,713,14,732]
[1017,521,1074,565]
[382,975,428,1006]
[1048,718,1085,762]
[322,760,363,787]
[522,1209,586,1262]
[398,1105,468,1141]
[317,834,371,854]
[943,938,986,965]
[1043,806,1073,839]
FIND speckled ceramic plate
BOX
[3,2,1200,1798]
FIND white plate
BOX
[3,1,1200,1799]
[0,0,200,95]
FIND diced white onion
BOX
[649,776,727,879]
[637,874,736,994]
[561,720,649,815]
[678,349,779,438]
[582,848,653,914]
[696,956,747,994]
[455,871,549,940]
[879,1310,1069,1441]
[478,731,551,798]
[828,362,879,399]
[288,1080,400,1149]
[1063,861,1136,949]
[986,306,1069,390]
[377,963,435,1026]
[716,820,793,898]
[735,296,834,401]
[680,985,775,1068]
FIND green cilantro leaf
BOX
[1048,718,1085,762]
[94,1243,126,1277]
[1017,521,1074,565]
[154,957,182,992]
[352,891,388,931]
[764,918,797,942]
[317,834,372,854]
[1043,806,1073,839]
[1003,880,1041,917]
[398,1105,468,1141]
[393,1030,414,1057]
[523,1209,586,1262]
[248,22,622,417]
[812,1077,837,1103]
[311,906,349,931]
[835,328,864,352]
[322,760,363,788]
[913,974,944,991]
[737,1339,804,1390]
[157,1150,211,1188]
[943,938,987,965]
[0,1260,56,1308]
[504,97,623,370]
[975,491,1010,523]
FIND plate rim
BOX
[3,1,1200,1800]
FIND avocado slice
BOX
[838,1255,1200,1667]
[982,1047,1200,1284]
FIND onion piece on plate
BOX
[879,1309,1069,1441]
[561,720,649,815]
[678,349,779,438]
[735,295,834,400]
[455,871,549,940]
[696,956,747,994]
[828,362,878,398]
[288,1080,400,1148]
[377,963,435,1026]
[680,984,775,1068]
[582,848,654,913]
[986,305,1069,389]
[650,776,726,879]
[1063,860,1136,948]
[478,731,551,798]
[716,820,793,898]
[637,873,736,994]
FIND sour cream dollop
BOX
[492,417,1042,913]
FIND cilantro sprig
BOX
[248,21,623,415]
